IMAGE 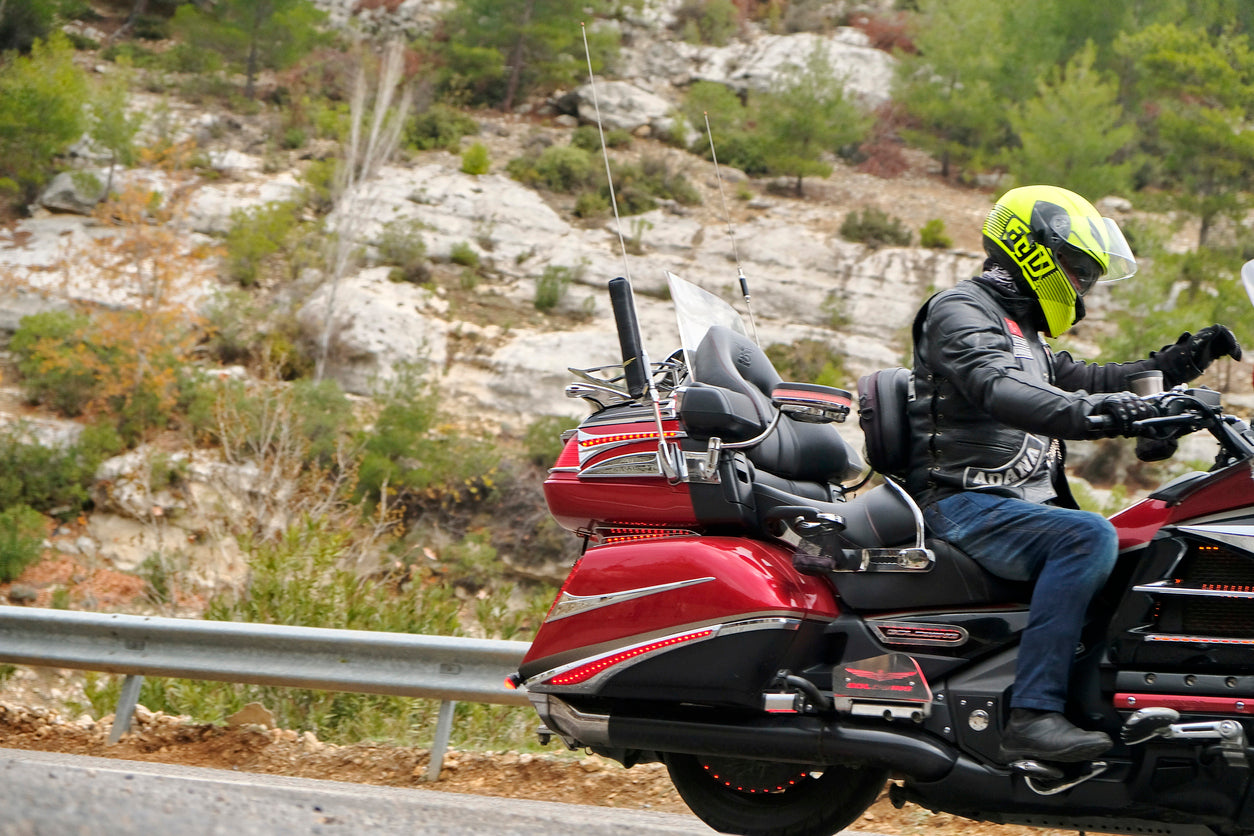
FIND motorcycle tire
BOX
[663,753,887,836]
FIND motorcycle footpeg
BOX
[1121,706,1181,745]
[1012,760,1109,796]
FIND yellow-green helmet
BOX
[982,185,1137,337]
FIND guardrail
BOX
[0,607,531,779]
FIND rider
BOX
[905,184,1242,763]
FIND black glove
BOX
[1152,324,1243,384]
[1094,392,1161,437]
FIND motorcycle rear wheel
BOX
[664,753,887,836]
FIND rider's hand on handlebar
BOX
[1191,324,1243,368]
[1094,392,1162,438]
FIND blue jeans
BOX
[923,492,1118,713]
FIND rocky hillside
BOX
[0,0,1250,608]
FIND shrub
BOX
[460,142,490,175]
[919,218,953,249]
[405,103,478,152]
[523,416,576,467]
[223,201,300,286]
[449,241,479,268]
[0,505,45,583]
[0,422,121,517]
[573,189,609,218]
[674,0,741,45]
[532,145,595,192]
[355,364,499,512]
[374,219,429,284]
[535,264,576,311]
[766,339,847,388]
[10,310,99,416]
[571,124,632,152]
[840,207,912,249]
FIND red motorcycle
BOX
[511,270,1254,836]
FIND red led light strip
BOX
[544,629,715,686]
[578,430,680,448]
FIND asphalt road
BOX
[0,747,719,835]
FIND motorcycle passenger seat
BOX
[692,326,864,485]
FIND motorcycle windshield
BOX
[667,271,749,373]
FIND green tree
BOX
[1114,23,1254,247]
[0,32,89,202]
[893,0,1012,179]
[1006,42,1137,199]
[759,43,870,195]
[170,0,328,98]
[437,0,619,111]
[87,62,145,196]
[0,0,55,53]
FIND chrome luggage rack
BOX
[564,353,686,411]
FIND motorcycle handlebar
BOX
[608,277,648,399]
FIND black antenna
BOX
[704,111,760,345]
[581,23,681,481]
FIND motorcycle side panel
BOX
[521,537,839,680]
[1112,461,1254,550]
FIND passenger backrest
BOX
[857,367,912,480]
[693,326,863,484]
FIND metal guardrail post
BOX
[426,699,457,781]
[108,674,145,744]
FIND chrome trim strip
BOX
[579,451,664,478]
[526,617,802,695]
[1134,581,1254,599]
[1177,523,1254,553]
[548,577,717,621]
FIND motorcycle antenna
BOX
[704,111,760,346]
[581,22,632,281]
[582,23,682,481]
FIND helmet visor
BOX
[1093,216,1137,284]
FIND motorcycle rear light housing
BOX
[578,429,681,449]
[590,525,696,546]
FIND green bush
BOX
[0,504,45,583]
[766,339,847,388]
[0,422,121,517]
[374,219,429,284]
[675,0,741,45]
[572,189,609,218]
[355,364,499,510]
[523,416,576,467]
[571,124,632,152]
[527,145,596,193]
[919,218,953,249]
[535,264,576,311]
[450,242,480,269]
[405,103,478,152]
[10,310,99,416]
[460,142,490,175]
[223,201,300,286]
[840,207,912,249]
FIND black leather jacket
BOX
[905,278,1171,508]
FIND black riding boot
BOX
[999,708,1112,763]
